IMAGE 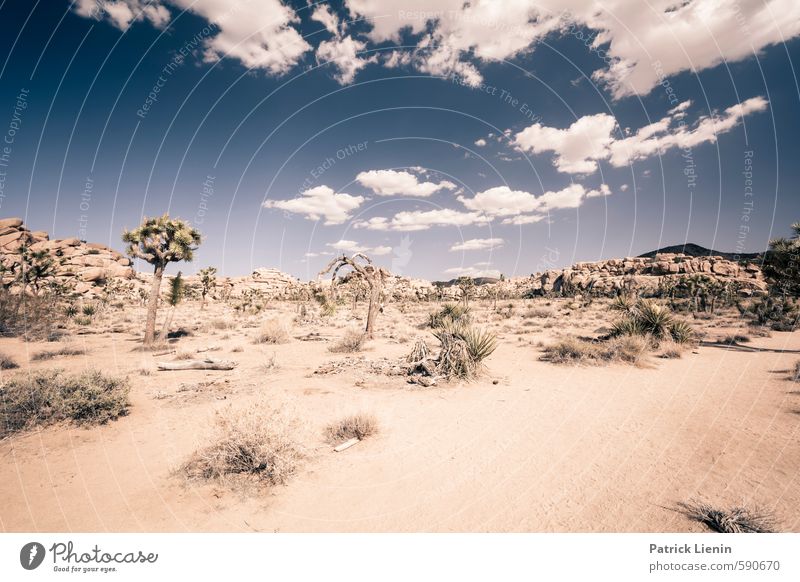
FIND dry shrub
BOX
[324,412,378,444]
[181,404,302,486]
[173,350,195,360]
[329,327,365,353]
[428,303,471,328]
[523,307,553,319]
[0,352,19,370]
[31,345,87,361]
[678,501,778,533]
[254,318,291,344]
[542,334,649,366]
[657,339,686,359]
[0,369,130,438]
[792,360,800,383]
[0,291,62,341]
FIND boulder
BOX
[0,217,23,229]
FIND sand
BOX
[1,298,798,532]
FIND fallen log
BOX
[157,358,237,371]
[333,437,360,452]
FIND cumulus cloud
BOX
[356,169,456,197]
[75,0,170,29]
[345,0,800,97]
[474,138,487,147]
[263,185,364,225]
[311,4,341,35]
[450,238,505,252]
[514,97,768,173]
[316,35,376,84]
[75,0,310,75]
[325,239,392,255]
[354,208,490,231]
[443,265,501,278]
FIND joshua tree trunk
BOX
[144,264,164,345]
[366,282,381,338]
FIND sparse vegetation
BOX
[324,412,378,444]
[678,501,778,533]
[610,299,695,345]
[180,405,302,486]
[0,351,19,369]
[254,318,291,344]
[329,327,365,353]
[0,369,130,438]
[31,345,87,361]
[542,334,649,366]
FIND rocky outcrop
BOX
[519,253,767,297]
[0,218,134,295]
[0,217,767,301]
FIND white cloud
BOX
[474,138,487,147]
[75,0,311,75]
[263,185,364,225]
[316,35,376,84]
[371,245,392,255]
[311,4,341,35]
[355,208,490,231]
[620,183,629,192]
[356,169,456,197]
[327,239,367,252]
[450,238,505,252]
[444,265,502,278]
[501,214,547,226]
[459,186,540,217]
[514,96,768,174]
[513,114,617,174]
[346,0,800,97]
[75,0,171,29]
[586,184,612,198]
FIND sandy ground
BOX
[1,297,798,532]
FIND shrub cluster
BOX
[0,369,130,438]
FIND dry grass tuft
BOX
[324,412,379,444]
[181,404,302,486]
[254,319,291,344]
[656,339,686,359]
[678,501,778,533]
[542,334,649,366]
[31,345,87,361]
[0,351,19,370]
[792,360,800,383]
[329,327,365,353]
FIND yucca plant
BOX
[610,294,636,312]
[669,320,695,344]
[429,303,471,328]
[633,299,674,339]
[432,321,497,379]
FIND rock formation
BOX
[0,218,768,302]
[0,217,134,295]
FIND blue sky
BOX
[0,0,798,280]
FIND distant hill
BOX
[638,243,761,262]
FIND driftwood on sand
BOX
[157,358,237,371]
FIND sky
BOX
[0,0,799,280]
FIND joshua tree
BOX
[198,266,217,309]
[763,221,800,298]
[457,276,474,306]
[122,214,201,345]
[319,253,389,338]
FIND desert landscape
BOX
[1,215,798,533]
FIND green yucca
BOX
[432,321,497,379]
[610,315,646,338]
[669,320,695,344]
[429,303,471,328]
[610,294,636,312]
[634,299,674,339]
